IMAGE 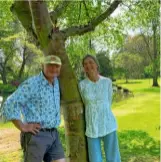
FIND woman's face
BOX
[83,57,98,75]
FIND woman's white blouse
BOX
[79,76,117,138]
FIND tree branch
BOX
[78,1,82,23]
[11,1,32,34]
[62,0,122,38]
[11,1,37,40]
[29,0,53,48]
[50,1,71,24]
[18,45,27,79]
[121,2,133,12]
[83,1,90,19]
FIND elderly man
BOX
[2,55,66,162]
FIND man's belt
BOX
[40,128,56,132]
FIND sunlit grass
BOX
[0,150,23,162]
[0,122,14,129]
[115,78,160,93]
[113,92,160,140]
[112,79,160,140]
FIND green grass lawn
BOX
[0,78,160,162]
[114,78,160,139]
[112,78,160,162]
[115,78,160,93]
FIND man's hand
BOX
[21,123,41,135]
[12,120,41,135]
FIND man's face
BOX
[43,64,61,79]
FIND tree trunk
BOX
[152,70,158,86]
[1,73,7,85]
[152,20,159,87]
[125,71,128,83]
[0,69,7,84]
[27,2,89,160]
[46,32,88,162]
[125,77,128,83]
[18,47,27,80]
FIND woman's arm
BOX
[78,82,85,104]
[108,79,113,106]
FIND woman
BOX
[79,54,121,162]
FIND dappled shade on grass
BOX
[58,127,160,162]
[118,130,160,162]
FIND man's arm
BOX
[1,81,30,121]
[1,80,41,134]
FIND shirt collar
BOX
[86,75,102,84]
[39,71,55,86]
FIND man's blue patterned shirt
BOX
[1,71,60,128]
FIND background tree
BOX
[120,0,160,86]
[0,1,38,84]
[96,51,113,79]
[122,34,160,79]
[66,35,95,80]
[0,0,17,84]
[113,52,143,83]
